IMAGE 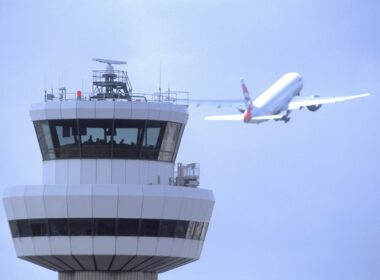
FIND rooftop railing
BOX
[44,88,190,106]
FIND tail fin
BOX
[241,79,253,111]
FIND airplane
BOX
[201,72,370,124]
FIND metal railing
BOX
[44,89,190,106]
[174,163,200,187]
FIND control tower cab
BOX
[3,59,214,280]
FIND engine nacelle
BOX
[307,104,322,112]
[237,106,245,113]
[306,95,322,112]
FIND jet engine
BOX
[237,106,245,113]
[307,95,322,112]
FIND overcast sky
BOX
[0,1,379,279]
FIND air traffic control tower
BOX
[3,59,214,280]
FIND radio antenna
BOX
[159,61,162,94]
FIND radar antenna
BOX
[92,58,132,100]
[93,58,126,74]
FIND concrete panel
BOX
[109,256,135,271]
[60,101,77,119]
[93,236,116,255]
[92,184,118,218]
[44,185,68,218]
[10,186,27,219]
[95,101,115,119]
[19,237,35,256]
[157,163,174,186]
[67,185,92,218]
[70,237,93,255]
[42,161,50,184]
[96,160,112,184]
[32,237,51,255]
[116,237,138,255]
[139,161,149,185]
[49,236,71,255]
[185,188,215,222]
[196,241,204,259]
[204,190,215,222]
[13,238,23,256]
[3,188,14,220]
[178,201,195,222]
[57,256,83,271]
[179,188,200,222]
[114,101,132,119]
[137,237,158,256]
[48,161,56,184]
[94,256,114,271]
[75,255,96,270]
[125,160,140,184]
[169,104,189,124]
[131,102,149,119]
[68,159,81,185]
[147,161,160,185]
[53,160,68,185]
[148,103,161,120]
[118,185,143,218]
[111,160,126,184]
[156,238,174,257]
[157,103,172,122]
[29,103,46,121]
[187,240,200,259]
[179,239,192,258]
[141,185,165,219]
[76,101,96,119]
[44,102,61,119]
[161,187,184,220]
[80,160,97,184]
[187,189,210,222]
[25,185,46,219]
[170,239,185,258]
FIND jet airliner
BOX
[203,72,369,124]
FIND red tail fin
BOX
[241,79,253,112]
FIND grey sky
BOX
[0,1,379,279]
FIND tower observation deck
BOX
[3,59,214,280]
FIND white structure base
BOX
[3,67,215,280]
[59,271,157,280]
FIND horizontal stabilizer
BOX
[205,114,284,121]
[251,114,284,120]
[205,114,244,121]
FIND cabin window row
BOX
[34,119,182,162]
[9,218,208,241]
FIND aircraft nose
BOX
[292,73,303,85]
[287,72,302,82]
[297,74,304,91]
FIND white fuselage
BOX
[252,72,303,117]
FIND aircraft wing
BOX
[205,114,283,121]
[288,93,370,110]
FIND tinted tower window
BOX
[50,120,80,158]
[10,218,208,241]
[34,119,182,162]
